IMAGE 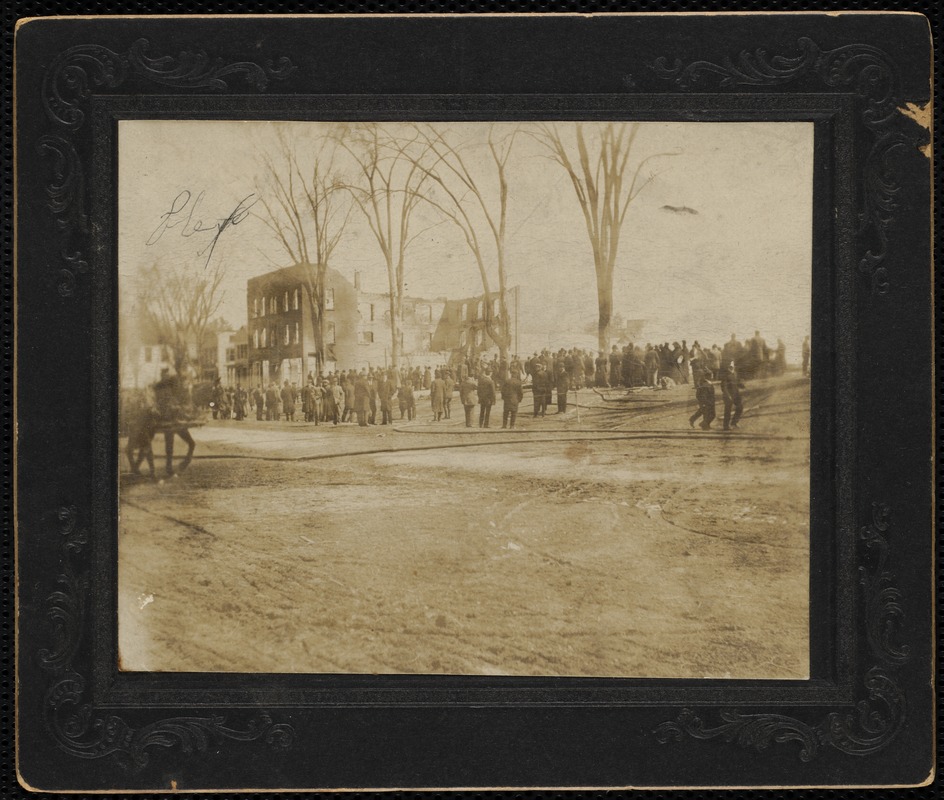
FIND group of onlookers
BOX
[204,330,809,432]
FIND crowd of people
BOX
[203,330,808,433]
[123,331,807,477]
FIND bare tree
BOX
[411,124,517,362]
[256,131,352,373]
[531,123,678,351]
[335,124,438,369]
[138,259,226,377]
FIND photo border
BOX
[15,13,933,790]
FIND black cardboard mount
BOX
[14,12,934,790]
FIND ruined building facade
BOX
[246,265,519,384]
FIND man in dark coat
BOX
[749,330,768,379]
[354,373,370,427]
[595,351,609,387]
[210,378,225,420]
[501,372,524,429]
[554,363,570,413]
[234,384,247,421]
[265,382,280,421]
[366,374,378,424]
[531,362,549,417]
[689,374,716,430]
[280,380,296,422]
[376,373,394,425]
[802,335,811,377]
[721,333,742,374]
[252,384,265,421]
[459,373,477,428]
[301,381,314,422]
[398,380,416,421]
[324,378,340,425]
[720,364,744,431]
[621,346,635,388]
[477,370,496,428]
[609,345,622,388]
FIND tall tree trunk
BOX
[597,281,612,353]
[387,282,401,370]
[306,296,324,374]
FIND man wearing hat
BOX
[459,372,477,428]
[689,373,717,430]
[501,370,524,429]
[477,369,496,428]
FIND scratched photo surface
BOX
[118,120,812,677]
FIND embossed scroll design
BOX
[37,38,297,770]
[651,36,926,297]
[43,38,297,129]
[37,136,88,297]
[39,38,295,297]
[655,668,905,762]
[40,507,296,772]
[655,504,910,761]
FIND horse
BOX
[125,406,159,478]
[125,407,196,479]
[158,422,196,476]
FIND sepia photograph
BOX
[16,11,935,791]
[117,118,812,679]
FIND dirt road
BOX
[119,375,810,678]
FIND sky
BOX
[119,119,813,357]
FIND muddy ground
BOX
[119,374,810,678]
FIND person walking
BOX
[689,374,717,430]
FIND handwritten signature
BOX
[146,190,258,267]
